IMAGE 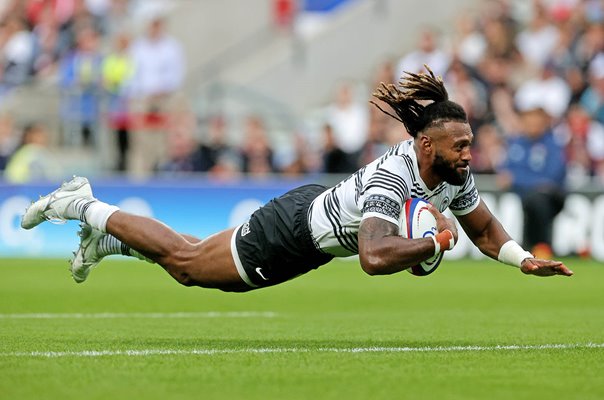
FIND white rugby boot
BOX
[21,176,93,229]
[70,224,105,283]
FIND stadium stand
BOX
[0,0,604,191]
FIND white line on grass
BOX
[3,343,604,358]
[0,311,277,319]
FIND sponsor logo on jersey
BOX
[241,222,251,237]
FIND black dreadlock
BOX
[370,65,467,137]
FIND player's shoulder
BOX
[373,141,414,168]
[368,153,414,183]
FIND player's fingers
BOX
[554,264,573,276]
[533,260,572,276]
[426,204,441,218]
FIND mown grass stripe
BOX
[0,311,277,319]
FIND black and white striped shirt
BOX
[308,139,480,257]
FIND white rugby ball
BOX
[399,198,444,276]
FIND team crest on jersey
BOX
[441,196,450,211]
[241,222,251,237]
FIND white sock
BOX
[97,234,154,263]
[68,198,119,233]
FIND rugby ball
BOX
[399,198,444,276]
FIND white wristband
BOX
[497,240,533,268]
[431,235,440,256]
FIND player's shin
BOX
[97,234,154,263]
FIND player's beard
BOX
[433,153,468,186]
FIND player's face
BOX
[432,122,473,186]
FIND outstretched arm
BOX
[456,199,573,277]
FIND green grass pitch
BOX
[1,257,603,400]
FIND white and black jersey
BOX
[308,139,480,257]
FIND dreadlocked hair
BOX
[370,65,467,137]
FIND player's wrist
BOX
[432,229,456,256]
[498,240,533,268]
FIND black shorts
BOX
[230,184,334,288]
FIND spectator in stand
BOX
[326,82,368,171]
[444,58,488,130]
[129,15,185,177]
[198,115,231,172]
[358,107,389,167]
[321,123,354,174]
[515,1,559,68]
[547,14,586,104]
[30,4,61,78]
[490,85,522,136]
[514,61,571,122]
[240,115,275,177]
[281,133,316,176]
[59,25,103,147]
[193,116,241,179]
[60,0,103,53]
[0,113,18,171]
[497,98,566,259]
[573,22,604,70]
[396,27,450,78]
[555,103,604,187]
[0,16,34,96]
[471,123,505,174]
[102,31,133,171]
[26,0,77,59]
[477,53,514,94]
[156,123,201,174]
[200,115,245,178]
[452,12,487,68]
[4,122,60,183]
[481,15,518,61]
[580,53,604,125]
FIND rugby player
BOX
[21,66,573,291]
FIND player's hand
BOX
[427,204,458,244]
[520,258,573,277]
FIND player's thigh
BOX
[187,228,251,292]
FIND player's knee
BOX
[162,241,197,268]
[162,243,204,286]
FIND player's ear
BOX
[417,133,433,154]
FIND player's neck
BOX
[419,165,442,190]
[417,158,441,190]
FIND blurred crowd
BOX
[2,0,604,193]
[0,0,188,180]
[365,0,604,192]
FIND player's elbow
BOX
[359,251,387,276]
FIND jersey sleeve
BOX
[358,158,411,226]
[449,172,481,216]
